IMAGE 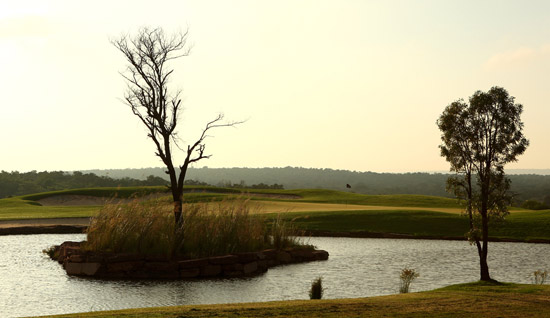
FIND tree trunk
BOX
[479,253,491,281]
[480,203,492,281]
[174,200,183,226]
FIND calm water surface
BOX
[1,234,549,317]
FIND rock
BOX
[261,249,277,260]
[223,270,245,277]
[235,252,258,263]
[65,262,82,275]
[257,260,268,271]
[223,263,244,272]
[290,249,315,260]
[106,253,144,263]
[312,250,329,260]
[81,263,102,276]
[178,258,209,269]
[200,264,222,277]
[243,261,258,274]
[267,259,279,267]
[68,254,85,263]
[149,270,180,279]
[180,268,200,278]
[107,261,144,273]
[144,261,178,272]
[208,255,238,265]
[276,251,292,263]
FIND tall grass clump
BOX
[399,268,419,293]
[309,276,324,299]
[84,197,303,259]
[181,198,269,258]
[532,270,548,285]
[84,198,176,257]
[269,214,307,250]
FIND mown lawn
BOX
[273,209,550,242]
[34,282,550,318]
[1,187,548,242]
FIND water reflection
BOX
[1,234,549,317]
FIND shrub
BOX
[532,270,548,285]
[309,276,324,299]
[83,197,301,258]
[399,268,419,293]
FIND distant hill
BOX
[81,167,550,204]
[0,170,168,199]
[506,169,550,175]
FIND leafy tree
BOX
[437,86,529,281]
[112,27,241,225]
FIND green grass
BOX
[0,187,459,220]
[493,210,550,241]
[1,186,548,242]
[33,282,550,318]
[0,196,100,220]
[289,189,460,208]
[272,210,468,237]
[270,208,550,241]
[18,186,169,201]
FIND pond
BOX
[1,234,549,317]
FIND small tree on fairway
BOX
[112,27,241,225]
[437,86,528,281]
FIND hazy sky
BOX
[1,0,549,173]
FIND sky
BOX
[1,0,549,173]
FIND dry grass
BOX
[83,197,304,258]
[36,283,550,318]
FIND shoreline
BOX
[1,219,549,244]
[303,230,550,244]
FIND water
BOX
[1,234,549,318]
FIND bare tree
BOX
[112,27,241,224]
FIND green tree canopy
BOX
[437,86,529,281]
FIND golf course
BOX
[1,186,549,243]
[2,186,549,318]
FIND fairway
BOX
[1,187,548,242]
[247,200,463,214]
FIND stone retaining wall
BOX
[51,241,329,279]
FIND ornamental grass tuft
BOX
[399,268,420,293]
[83,197,303,258]
[309,276,324,299]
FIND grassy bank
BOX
[34,282,550,318]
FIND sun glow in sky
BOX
[1,0,549,173]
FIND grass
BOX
[1,186,548,242]
[0,187,456,220]
[18,186,169,201]
[84,198,303,258]
[33,282,550,318]
[271,209,470,237]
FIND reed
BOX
[83,197,302,258]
